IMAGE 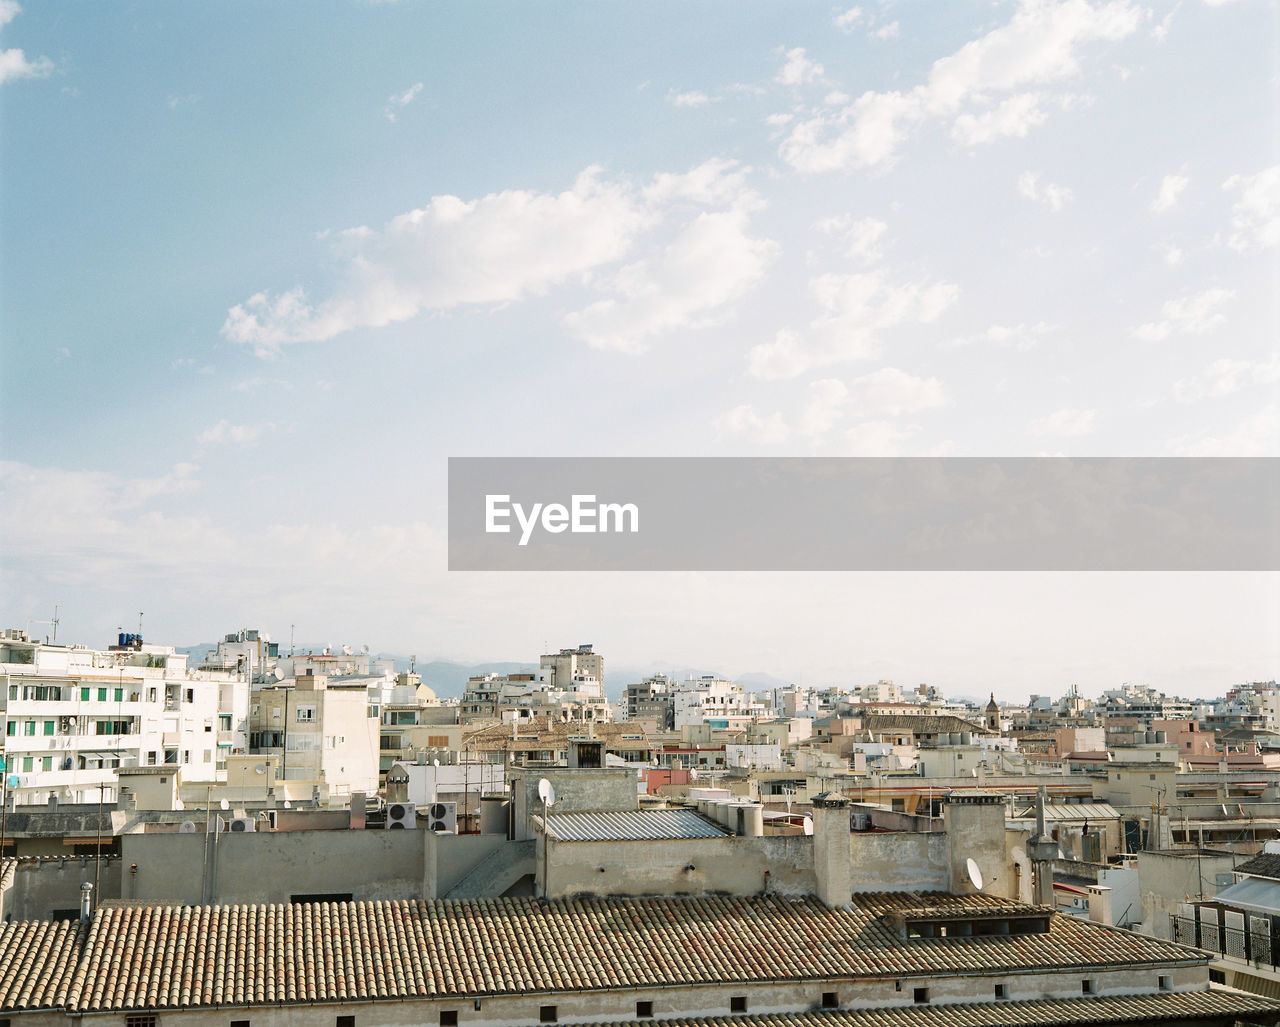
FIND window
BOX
[147,752,157,766]
[23,721,35,736]
[97,688,107,702]
[231,1021,251,1027]
[41,756,52,772]
[440,1014,458,1027]
[539,1006,557,1023]
[81,687,90,701]
[1158,975,1170,991]
[4,721,13,736]
[730,997,747,1013]
[913,987,929,1004]
[636,1000,653,1017]
[125,1016,158,1027]
[297,707,316,723]
[220,714,232,730]
[1081,979,1095,995]
[114,688,124,702]
[336,1018,355,1027]
[995,984,1007,1000]
[822,992,838,1009]
[1210,969,1226,985]
[186,688,195,704]
[22,757,32,772]
[43,720,55,736]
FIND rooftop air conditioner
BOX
[229,816,255,832]
[426,801,457,833]
[385,801,417,829]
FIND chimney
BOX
[1087,884,1113,926]
[810,792,852,908]
[79,882,93,921]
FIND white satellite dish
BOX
[966,857,984,891]
[219,798,229,811]
[432,758,440,768]
[179,821,196,834]
[273,667,284,681]
[537,778,556,806]
[802,816,814,836]
[254,764,267,776]
[283,800,291,808]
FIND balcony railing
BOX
[1171,909,1280,971]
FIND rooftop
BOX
[0,892,1208,1014]
[542,808,731,842]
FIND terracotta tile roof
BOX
[50,892,1204,1013]
[574,990,1280,1026]
[0,918,84,1011]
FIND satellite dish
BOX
[802,816,814,836]
[254,764,267,776]
[537,778,556,806]
[220,799,229,811]
[179,821,196,834]
[283,800,291,808]
[273,667,284,681]
[432,758,440,768]
[966,857,984,890]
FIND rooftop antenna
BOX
[290,624,295,657]
[410,654,416,674]
[138,611,144,634]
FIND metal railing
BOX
[1171,909,1280,971]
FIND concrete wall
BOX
[511,767,638,840]
[118,829,510,905]
[540,830,948,900]
[1137,849,1237,939]
[39,963,1209,1026]
[0,856,123,920]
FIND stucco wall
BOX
[1,856,122,920]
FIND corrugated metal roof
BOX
[544,808,730,841]
[1212,876,1280,915]
[1014,803,1121,822]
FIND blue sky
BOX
[1,0,1277,697]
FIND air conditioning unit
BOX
[425,801,457,833]
[385,802,417,829]
[229,816,255,833]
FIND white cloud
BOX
[747,271,958,379]
[198,421,275,446]
[0,1,53,84]
[167,94,198,111]
[1028,407,1097,437]
[814,214,887,265]
[848,367,947,415]
[1133,287,1236,340]
[947,321,1057,350]
[1174,405,1279,456]
[834,6,864,32]
[1223,165,1280,250]
[872,21,901,40]
[796,379,850,437]
[223,166,653,355]
[1150,172,1188,213]
[714,405,790,444]
[563,207,776,353]
[780,0,1142,172]
[564,160,775,352]
[1174,354,1280,402]
[667,89,713,107]
[843,420,922,455]
[1018,170,1074,210]
[952,93,1047,145]
[383,82,423,122]
[775,47,825,86]
[1163,243,1183,266]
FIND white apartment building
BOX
[674,676,749,729]
[0,629,241,804]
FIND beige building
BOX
[250,675,378,801]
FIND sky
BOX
[1,0,1277,700]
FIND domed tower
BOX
[985,692,1001,733]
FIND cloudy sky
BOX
[1,0,1277,698]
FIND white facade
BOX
[674,676,748,728]
[0,630,243,804]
